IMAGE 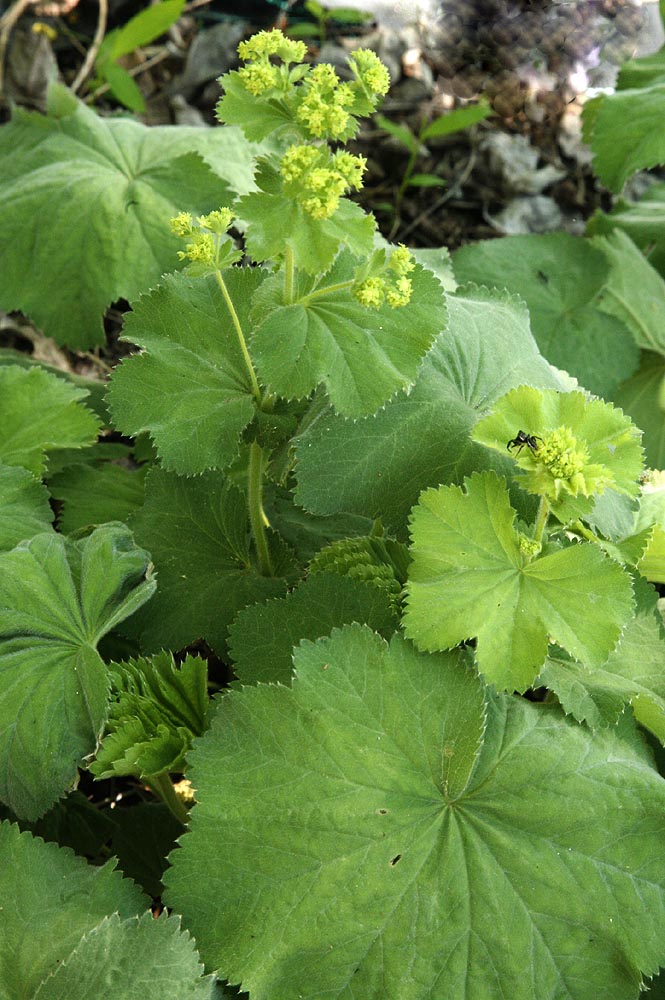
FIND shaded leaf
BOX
[0,526,156,819]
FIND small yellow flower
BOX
[354,277,386,308]
[238,62,278,95]
[349,48,391,96]
[197,208,235,234]
[169,212,194,237]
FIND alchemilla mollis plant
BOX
[1,26,665,1000]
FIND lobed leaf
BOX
[0,465,54,550]
[250,254,445,416]
[582,83,665,192]
[49,462,147,534]
[228,573,399,685]
[0,820,145,999]
[295,285,567,533]
[0,84,257,347]
[403,471,635,690]
[107,269,265,475]
[539,576,665,740]
[165,625,665,1000]
[0,366,100,476]
[453,232,639,396]
[0,526,156,819]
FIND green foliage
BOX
[165,626,665,999]
[93,0,186,112]
[0,84,258,348]
[0,821,214,999]
[91,651,209,781]
[0,526,155,819]
[2,26,665,1000]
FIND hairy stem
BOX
[214,269,262,404]
[532,496,551,547]
[248,440,273,576]
[147,772,189,825]
[284,245,295,304]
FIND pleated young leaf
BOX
[0,525,156,819]
[403,471,635,691]
[91,652,209,780]
[108,269,266,475]
[165,625,665,1000]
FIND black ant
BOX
[507,430,542,455]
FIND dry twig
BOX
[70,0,107,94]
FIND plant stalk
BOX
[148,772,189,825]
[532,496,551,547]
[248,440,273,576]
[214,269,262,404]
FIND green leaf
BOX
[0,525,156,819]
[404,471,635,690]
[250,256,445,416]
[587,182,665,279]
[0,465,54,550]
[26,789,117,860]
[472,385,644,523]
[108,269,264,474]
[539,576,665,740]
[295,285,567,533]
[33,912,213,998]
[375,113,419,152]
[91,652,209,780]
[216,72,297,142]
[616,47,665,90]
[127,468,287,654]
[0,820,145,999]
[453,232,639,396]
[411,246,457,291]
[0,84,258,348]
[228,573,399,685]
[105,0,185,60]
[0,349,110,424]
[582,84,665,191]
[0,366,100,476]
[165,626,665,999]
[99,61,146,113]
[419,100,492,140]
[49,462,146,533]
[406,173,446,188]
[238,189,375,274]
[34,912,215,1000]
[592,229,665,354]
[613,352,665,470]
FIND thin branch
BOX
[70,0,107,94]
[0,0,40,100]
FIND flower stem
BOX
[248,440,273,576]
[147,772,189,825]
[284,245,295,303]
[532,496,550,547]
[214,269,262,404]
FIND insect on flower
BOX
[507,430,542,455]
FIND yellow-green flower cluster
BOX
[518,533,541,559]
[516,425,613,502]
[296,64,355,139]
[236,29,307,96]
[349,48,391,98]
[354,245,415,309]
[280,144,366,219]
[169,208,237,268]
